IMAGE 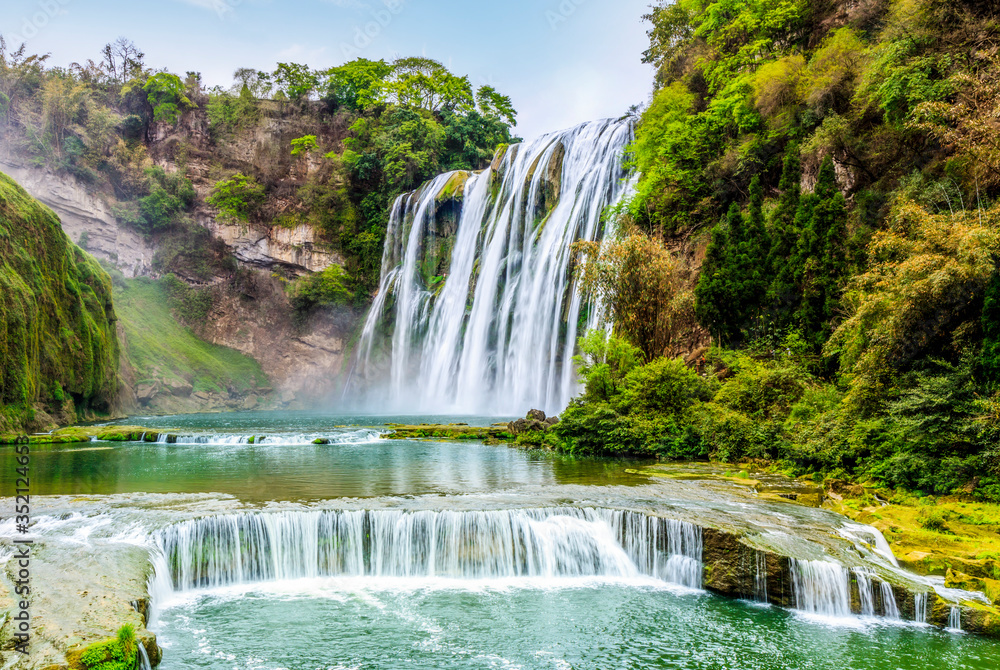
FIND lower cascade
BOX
[154,508,703,592]
[352,119,637,415]
[791,560,852,618]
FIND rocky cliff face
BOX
[0,155,155,278]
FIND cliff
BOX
[0,172,120,431]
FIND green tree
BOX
[142,72,192,124]
[767,144,803,326]
[323,58,392,111]
[795,157,848,346]
[696,204,744,343]
[272,63,317,101]
[982,266,1000,388]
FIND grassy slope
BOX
[115,278,268,393]
[113,276,267,395]
[0,171,119,430]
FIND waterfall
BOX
[790,559,852,618]
[138,643,152,670]
[880,581,900,620]
[914,593,928,624]
[353,119,636,415]
[949,607,962,631]
[755,550,769,603]
[855,570,876,616]
[153,508,702,592]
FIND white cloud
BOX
[171,0,240,18]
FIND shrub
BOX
[290,265,354,311]
[291,135,319,156]
[207,173,266,224]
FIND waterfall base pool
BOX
[154,580,998,670]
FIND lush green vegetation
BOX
[558,0,1000,501]
[111,270,267,396]
[79,624,139,670]
[0,171,119,431]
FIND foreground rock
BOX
[0,538,160,669]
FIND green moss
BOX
[0,172,119,432]
[79,624,137,670]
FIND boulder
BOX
[526,409,547,422]
[164,378,194,397]
[136,383,159,404]
[544,416,560,427]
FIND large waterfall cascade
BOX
[354,119,637,415]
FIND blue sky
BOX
[1,0,656,140]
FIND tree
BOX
[795,157,848,346]
[142,73,193,124]
[982,266,1000,388]
[272,63,317,102]
[476,86,517,127]
[101,37,144,85]
[696,204,744,344]
[233,67,272,100]
[742,175,771,322]
[575,230,697,360]
[322,58,391,111]
[387,57,474,113]
[767,144,803,326]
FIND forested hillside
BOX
[555,0,1000,501]
[0,39,517,295]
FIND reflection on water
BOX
[3,411,647,501]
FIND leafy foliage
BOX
[207,173,266,224]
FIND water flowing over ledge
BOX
[152,508,703,594]
[350,119,637,416]
[141,504,995,635]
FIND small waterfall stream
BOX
[353,119,636,415]
[790,560,852,617]
[915,593,928,624]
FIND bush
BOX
[289,265,354,311]
[207,173,266,224]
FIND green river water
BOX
[6,412,999,669]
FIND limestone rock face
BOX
[203,217,343,275]
[0,157,155,278]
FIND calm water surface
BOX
[3,412,643,501]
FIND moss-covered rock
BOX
[0,172,120,432]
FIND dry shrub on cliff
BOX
[575,227,699,360]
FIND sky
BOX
[1,0,656,140]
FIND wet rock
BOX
[544,416,560,426]
[526,409,547,422]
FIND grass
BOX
[114,276,268,394]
